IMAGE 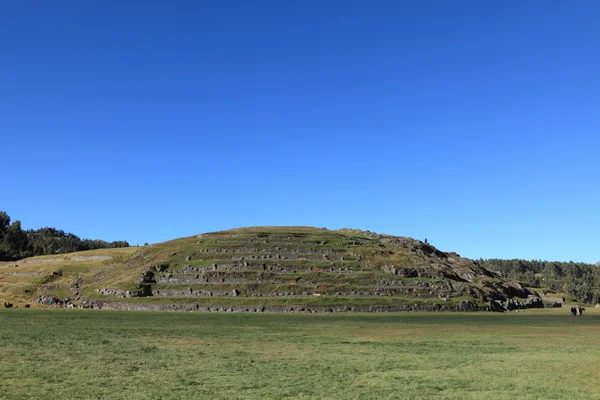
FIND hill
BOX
[0,227,551,312]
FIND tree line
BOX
[479,258,600,304]
[0,211,129,261]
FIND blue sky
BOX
[1,1,598,263]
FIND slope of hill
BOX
[479,258,600,304]
[0,227,546,312]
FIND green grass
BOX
[1,308,599,399]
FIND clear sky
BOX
[1,1,598,263]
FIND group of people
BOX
[570,306,585,316]
[47,297,75,308]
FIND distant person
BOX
[570,306,577,316]
[424,238,428,244]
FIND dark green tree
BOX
[5,220,29,259]
[0,211,10,242]
[0,210,129,260]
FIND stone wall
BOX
[86,300,485,313]
[70,256,113,261]
[541,296,565,304]
[6,272,47,277]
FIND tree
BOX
[0,211,10,242]
[0,210,129,260]
[5,220,29,259]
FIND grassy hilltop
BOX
[0,226,541,310]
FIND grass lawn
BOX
[0,308,598,399]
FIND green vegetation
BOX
[0,210,129,261]
[480,259,600,304]
[1,308,599,399]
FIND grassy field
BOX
[1,309,598,399]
